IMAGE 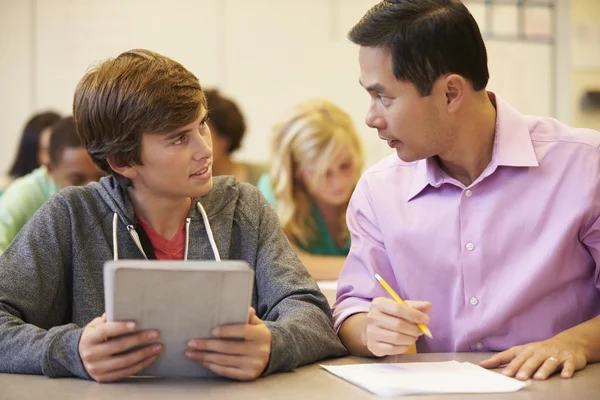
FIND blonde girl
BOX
[257,99,364,280]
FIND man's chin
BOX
[395,149,421,163]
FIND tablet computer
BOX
[103,260,254,378]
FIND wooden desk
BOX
[2,353,598,400]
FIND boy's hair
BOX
[73,49,206,174]
[204,89,246,154]
[269,99,364,248]
[9,111,61,178]
[48,117,84,166]
[349,0,489,96]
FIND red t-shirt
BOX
[136,216,186,260]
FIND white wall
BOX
[0,0,34,174]
[0,0,567,175]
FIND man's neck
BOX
[437,93,497,187]
[128,186,191,240]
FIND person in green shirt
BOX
[0,116,105,254]
[258,99,364,281]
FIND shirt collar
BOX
[407,92,539,201]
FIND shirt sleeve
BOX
[332,177,395,331]
[580,145,600,291]
[0,193,90,379]
[0,179,46,254]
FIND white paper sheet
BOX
[321,361,529,397]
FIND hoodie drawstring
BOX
[112,201,221,261]
[196,202,221,261]
[112,213,119,260]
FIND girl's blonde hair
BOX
[269,98,364,248]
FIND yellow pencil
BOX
[374,273,433,339]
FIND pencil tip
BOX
[374,273,382,281]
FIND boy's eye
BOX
[173,134,187,145]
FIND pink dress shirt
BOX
[333,94,600,353]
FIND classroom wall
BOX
[0,0,574,176]
[571,0,600,130]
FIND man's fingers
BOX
[94,354,159,383]
[502,352,532,378]
[561,359,575,379]
[367,340,411,357]
[479,348,517,369]
[367,327,418,347]
[372,298,430,325]
[367,311,423,337]
[533,357,562,380]
[514,355,549,380]
[404,300,432,313]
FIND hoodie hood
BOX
[95,175,222,261]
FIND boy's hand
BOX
[186,307,272,381]
[365,298,431,357]
[79,313,163,382]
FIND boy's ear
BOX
[106,156,137,179]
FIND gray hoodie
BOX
[0,175,347,379]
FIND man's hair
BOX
[204,89,246,154]
[48,117,83,166]
[9,111,61,178]
[349,0,489,96]
[73,49,206,174]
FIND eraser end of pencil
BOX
[374,273,382,281]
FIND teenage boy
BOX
[0,49,346,382]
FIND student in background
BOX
[257,99,364,281]
[335,0,600,381]
[204,89,266,185]
[0,116,104,254]
[0,49,345,382]
[7,111,61,180]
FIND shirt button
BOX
[466,243,474,251]
[476,342,484,350]
[465,190,473,198]
[470,297,479,306]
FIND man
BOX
[0,116,104,253]
[334,0,600,382]
[0,49,345,382]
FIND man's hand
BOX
[79,314,163,383]
[480,336,587,380]
[186,307,271,381]
[365,297,431,357]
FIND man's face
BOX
[128,110,214,199]
[49,147,105,188]
[358,46,451,163]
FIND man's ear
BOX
[106,156,137,179]
[442,74,466,113]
